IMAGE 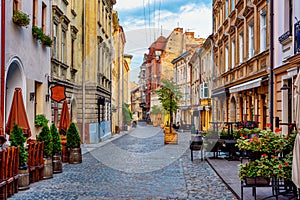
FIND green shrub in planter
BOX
[35,114,49,127]
[66,123,81,148]
[50,124,61,155]
[10,124,28,168]
[37,125,53,158]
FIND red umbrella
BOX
[5,88,31,138]
[59,100,70,135]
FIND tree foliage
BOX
[10,124,28,167]
[37,125,53,158]
[50,124,62,155]
[66,122,81,148]
[155,79,182,130]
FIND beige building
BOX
[111,11,125,134]
[212,0,270,129]
[51,0,81,129]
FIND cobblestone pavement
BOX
[9,125,237,200]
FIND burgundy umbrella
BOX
[5,88,31,138]
[59,100,70,135]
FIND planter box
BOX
[244,177,270,186]
[164,133,178,144]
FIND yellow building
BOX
[212,0,270,129]
[112,11,126,134]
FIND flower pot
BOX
[244,177,270,186]
[164,132,178,144]
[69,148,82,164]
[18,167,30,191]
[52,154,62,174]
[43,157,53,179]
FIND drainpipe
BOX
[269,0,274,131]
[82,0,86,143]
[1,0,5,121]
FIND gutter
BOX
[1,0,5,121]
[82,0,86,143]
[269,0,274,131]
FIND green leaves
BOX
[66,123,81,148]
[37,125,53,157]
[10,124,28,167]
[51,124,62,154]
[12,10,30,27]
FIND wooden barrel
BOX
[43,157,53,179]
[18,168,30,190]
[52,154,62,174]
[69,148,82,164]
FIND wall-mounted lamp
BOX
[30,92,35,101]
[45,94,50,102]
[280,83,289,90]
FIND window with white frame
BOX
[231,40,235,69]
[53,24,57,59]
[225,45,229,71]
[260,11,266,52]
[248,23,254,58]
[200,83,209,99]
[239,32,243,63]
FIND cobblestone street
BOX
[9,125,236,200]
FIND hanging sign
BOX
[50,85,66,102]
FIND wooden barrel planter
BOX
[52,154,62,174]
[18,167,30,190]
[69,148,82,164]
[43,157,53,179]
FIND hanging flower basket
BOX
[13,10,30,27]
[41,35,53,47]
[32,26,53,47]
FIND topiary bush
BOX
[35,114,49,127]
[10,124,28,168]
[50,124,61,155]
[37,125,53,158]
[66,122,81,148]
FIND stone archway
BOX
[229,96,237,122]
[5,57,25,121]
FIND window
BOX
[284,0,293,33]
[231,40,235,69]
[239,32,243,63]
[260,11,267,52]
[231,0,235,11]
[61,31,66,63]
[225,0,228,18]
[42,3,46,32]
[248,24,254,58]
[53,24,57,58]
[225,45,229,72]
[32,0,38,26]
[200,83,209,99]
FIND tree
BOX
[50,124,62,155]
[37,125,53,158]
[66,122,81,148]
[155,79,182,131]
[10,124,28,168]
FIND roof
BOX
[150,36,167,51]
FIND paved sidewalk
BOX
[206,155,298,200]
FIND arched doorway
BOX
[229,96,237,122]
[5,57,25,121]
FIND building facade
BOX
[273,0,300,134]
[5,0,52,138]
[212,0,270,129]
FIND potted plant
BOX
[41,35,53,47]
[32,26,53,47]
[66,122,82,164]
[37,125,53,179]
[9,124,29,190]
[12,10,30,27]
[155,79,182,144]
[50,124,62,173]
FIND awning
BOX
[229,78,262,93]
[211,88,228,98]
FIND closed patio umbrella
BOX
[292,73,300,189]
[59,100,70,135]
[5,88,31,138]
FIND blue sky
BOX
[114,0,212,83]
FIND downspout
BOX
[82,0,86,143]
[269,0,274,131]
[1,0,5,121]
